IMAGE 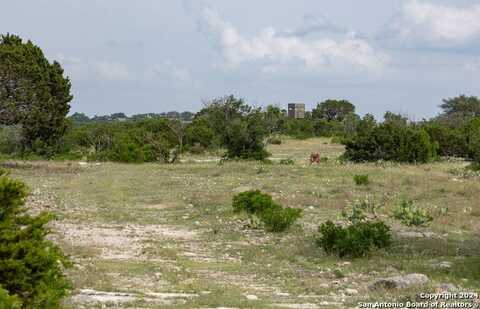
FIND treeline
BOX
[69,111,195,124]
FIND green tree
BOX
[223,108,270,160]
[263,105,285,134]
[68,112,90,124]
[185,117,215,148]
[383,111,408,127]
[312,99,355,121]
[0,173,71,308]
[438,95,480,127]
[0,34,73,151]
[198,95,269,160]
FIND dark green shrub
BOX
[393,199,433,227]
[232,190,276,214]
[260,205,302,232]
[0,175,71,308]
[223,112,270,160]
[343,124,438,163]
[185,117,216,148]
[423,122,468,157]
[232,190,302,232]
[353,174,369,186]
[316,220,391,258]
[285,119,315,139]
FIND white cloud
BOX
[463,60,480,72]
[386,0,480,47]
[56,53,87,79]
[95,61,130,81]
[199,8,389,74]
[145,61,192,84]
[56,54,131,82]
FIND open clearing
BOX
[9,137,480,308]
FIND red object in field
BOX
[310,153,320,164]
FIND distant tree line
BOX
[69,110,194,124]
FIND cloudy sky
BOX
[2,0,480,119]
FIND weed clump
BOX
[393,199,433,227]
[353,174,370,186]
[279,158,294,165]
[232,190,302,232]
[342,195,381,224]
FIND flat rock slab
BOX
[369,273,430,290]
[71,289,197,305]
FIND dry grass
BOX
[6,137,480,308]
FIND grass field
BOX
[7,137,480,308]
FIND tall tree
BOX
[438,95,480,127]
[312,99,355,121]
[0,34,73,150]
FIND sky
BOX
[1,0,480,119]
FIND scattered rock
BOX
[272,303,319,309]
[232,186,252,193]
[344,288,358,296]
[436,283,457,292]
[430,261,452,269]
[245,294,259,300]
[398,231,436,238]
[369,273,430,290]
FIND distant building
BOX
[288,103,305,119]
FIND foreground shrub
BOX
[232,190,302,232]
[0,175,71,308]
[393,199,433,227]
[232,190,276,214]
[317,220,392,258]
[261,205,302,232]
[353,174,369,186]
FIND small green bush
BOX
[279,158,295,165]
[317,220,392,258]
[232,190,276,214]
[261,205,302,232]
[232,190,302,232]
[353,174,369,186]
[393,199,433,227]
